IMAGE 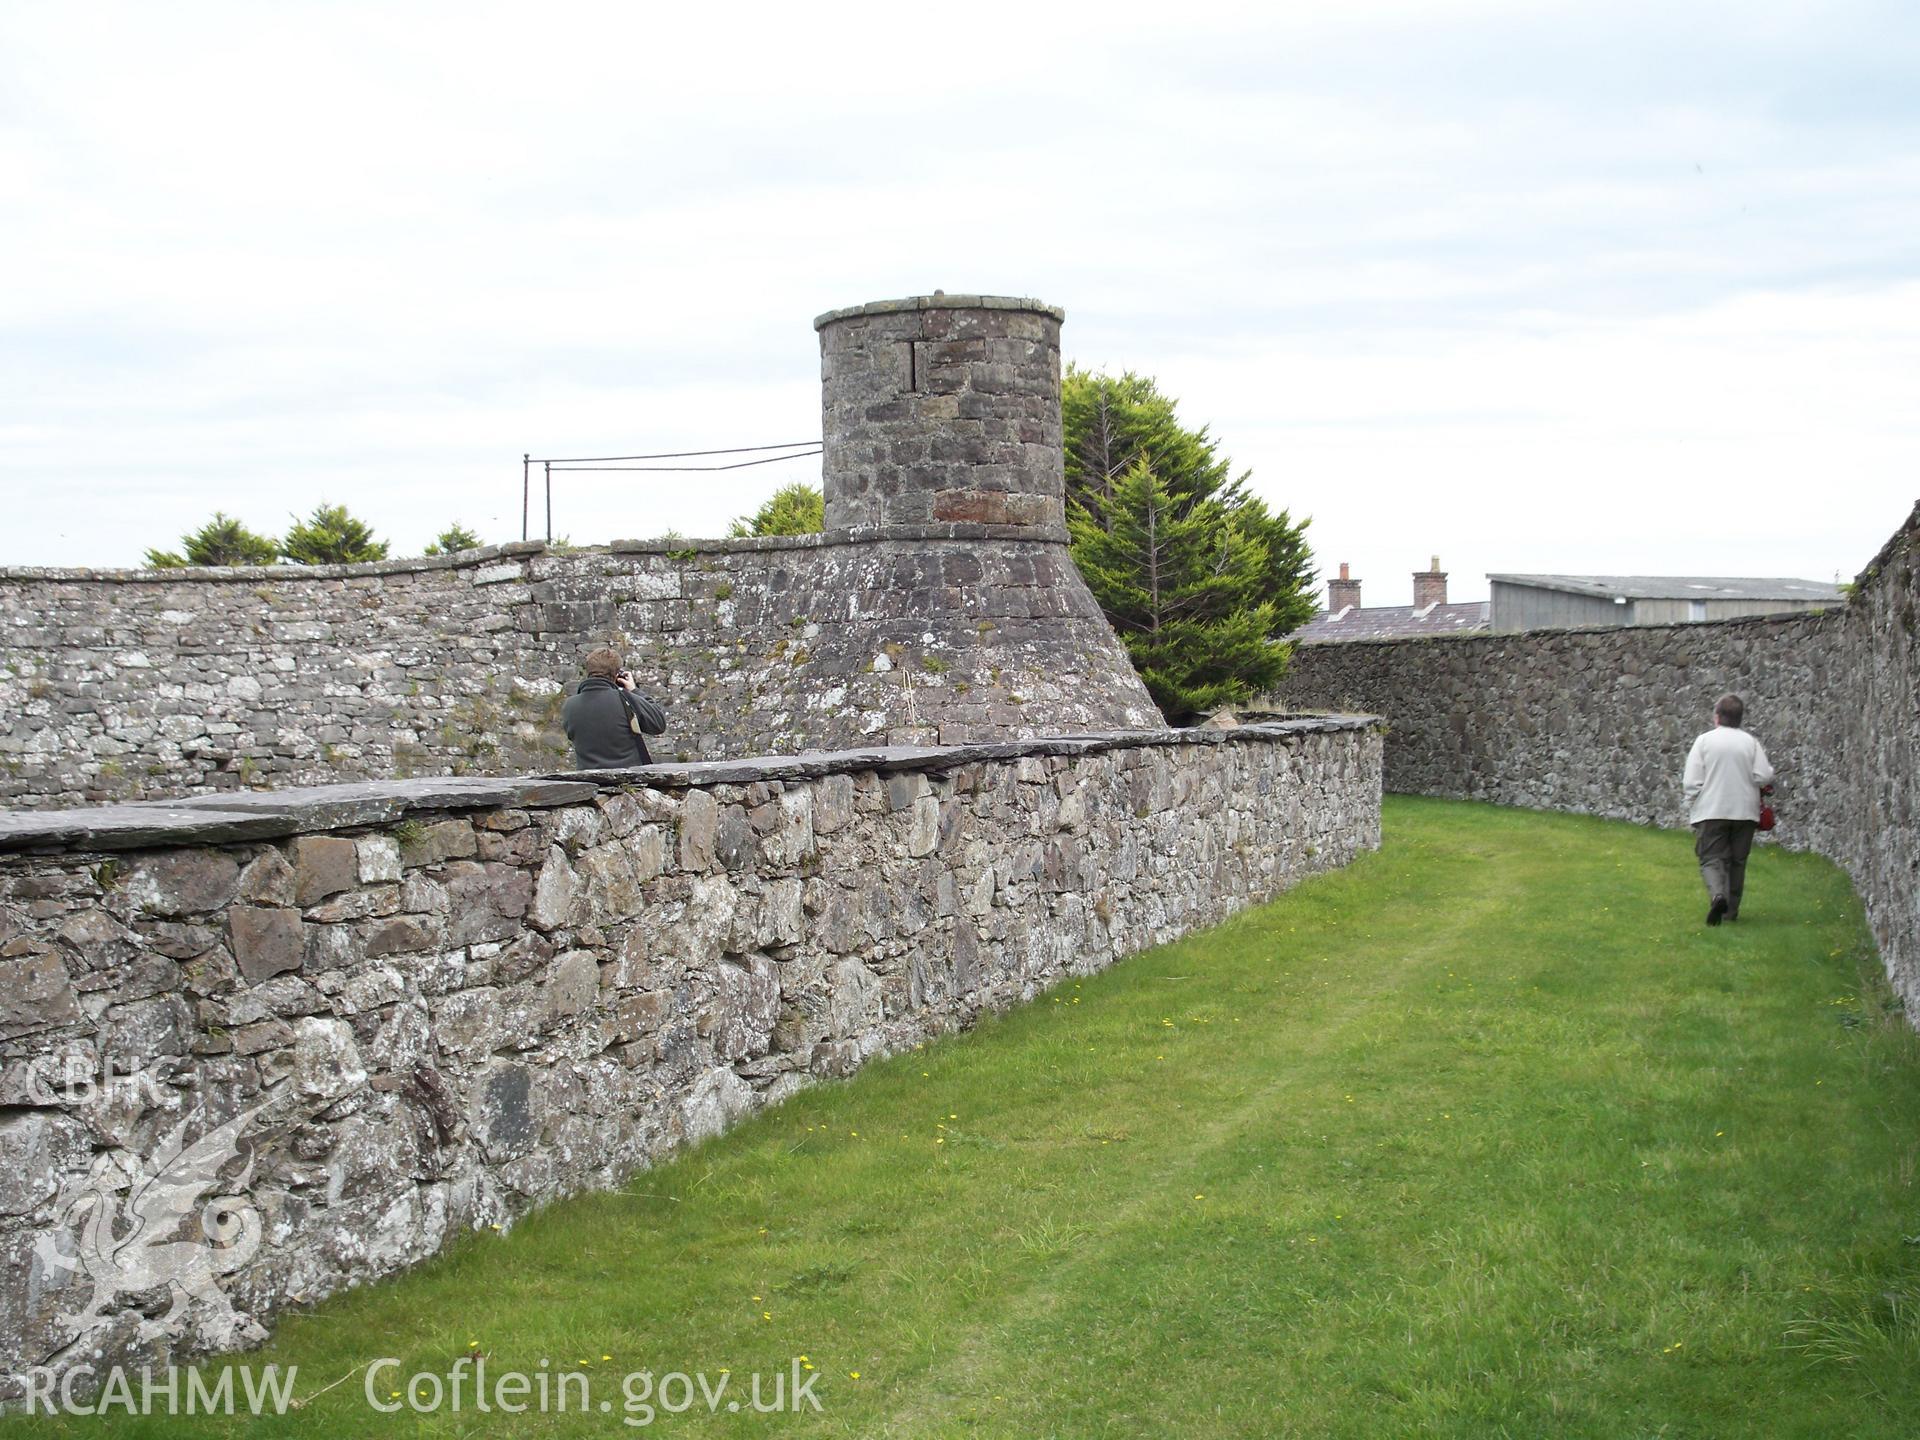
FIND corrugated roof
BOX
[1290,600,1490,645]
[1487,575,1844,602]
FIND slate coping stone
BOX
[0,778,599,854]
[0,720,1379,855]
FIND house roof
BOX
[1487,574,1844,603]
[1289,600,1491,645]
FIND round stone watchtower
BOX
[814,294,1066,532]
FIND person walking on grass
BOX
[1683,692,1775,927]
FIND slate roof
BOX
[1289,600,1491,645]
[1487,574,1844,602]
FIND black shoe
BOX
[1707,897,1727,927]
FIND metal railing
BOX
[520,442,823,542]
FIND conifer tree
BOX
[280,503,389,565]
[144,512,280,568]
[1067,460,1288,720]
[729,482,824,537]
[424,522,481,556]
[1063,368,1316,720]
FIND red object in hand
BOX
[1758,803,1777,832]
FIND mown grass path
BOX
[13,797,1919,1438]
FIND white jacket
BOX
[1683,725,1775,824]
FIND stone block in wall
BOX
[304,883,401,924]
[120,850,240,917]
[678,790,717,871]
[229,905,306,983]
[430,987,502,1058]
[528,846,575,932]
[704,955,780,1061]
[355,835,402,884]
[238,849,296,906]
[100,994,191,1067]
[443,861,533,946]
[362,915,443,959]
[549,805,603,856]
[542,951,600,1023]
[0,951,81,1038]
[259,1016,366,1102]
[713,805,757,871]
[293,835,358,905]
[401,821,477,868]
[0,1109,89,1216]
[230,1017,293,1055]
[49,907,143,974]
[469,1061,539,1160]
[728,877,803,953]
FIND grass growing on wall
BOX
[11,798,1919,1437]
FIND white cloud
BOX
[0,0,1913,575]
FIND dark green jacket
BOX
[562,677,667,769]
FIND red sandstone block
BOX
[933,490,1010,525]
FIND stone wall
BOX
[0,291,1167,813]
[0,720,1381,1388]
[1274,500,1920,1016]
[0,526,1162,810]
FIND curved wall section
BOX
[0,526,1164,809]
[0,720,1380,1391]
[1275,501,1920,1018]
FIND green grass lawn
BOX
[13,796,1920,1438]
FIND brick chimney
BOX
[1413,555,1447,610]
[1327,562,1361,612]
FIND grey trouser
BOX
[1693,819,1758,917]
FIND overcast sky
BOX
[3,1,1914,602]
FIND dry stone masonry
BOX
[0,533,1161,810]
[0,292,1389,1395]
[817,295,1066,532]
[0,721,1381,1389]
[1275,499,1920,1020]
[0,295,1161,810]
